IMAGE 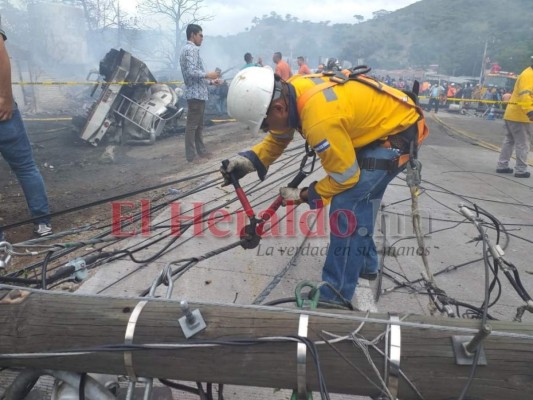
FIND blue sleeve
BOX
[307,181,325,209]
[239,150,268,181]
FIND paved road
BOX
[431,111,533,166]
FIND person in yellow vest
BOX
[221,67,427,305]
[496,57,533,178]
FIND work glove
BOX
[220,155,256,186]
[280,187,308,206]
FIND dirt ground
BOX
[0,110,253,244]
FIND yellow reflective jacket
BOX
[504,66,533,123]
[249,74,421,207]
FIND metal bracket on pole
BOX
[384,313,401,399]
[291,282,318,400]
[451,324,491,365]
[295,313,312,400]
[178,300,206,339]
[124,300,149,381]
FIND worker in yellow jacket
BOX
[222,66,426,304]
[496,57,533,178]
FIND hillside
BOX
[215,0,533,76]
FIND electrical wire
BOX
[3,143,311,287]
[380,164,528,321]
[1,170,219,231]
[41,250,54,290]
[456,223,490,400]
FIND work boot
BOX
[34,223,52,237]
[188,158,202,165]
[496,167,513,174]
[359,272,378,281]
[199,152,213,159]
[514,171,530,178]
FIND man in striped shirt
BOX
[179,24,221,164]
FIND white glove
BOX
[220,155,256,186]
[280,187,308,206]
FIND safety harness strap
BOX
[296,81,338,114]
[295,68,429,167]
[297,70,421,113]
[358,158,395,171]
[357,155,410,173]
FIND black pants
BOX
[428,98,439,113]
[185,99,208,161]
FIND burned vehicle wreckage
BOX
[75,49,184,146]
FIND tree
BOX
[137,0,213,70]
[372,9,391,19]
[353,14,364,23]
[0,0,30,52]
[78,0,135,32]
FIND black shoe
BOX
[359,272,378,281]
[496,167,513,174]
[514,172,530,178]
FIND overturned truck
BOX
[77,49,183,146]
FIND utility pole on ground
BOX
[0,286,532,399]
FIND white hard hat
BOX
[227,67,275,134]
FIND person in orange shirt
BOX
[273,51,292,80]
[420,81,430,95]
[447,83,457,98]
[296,56,311,75]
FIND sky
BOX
[127,0,422,36]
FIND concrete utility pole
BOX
[0,286,532,399]
[479,39,488,84]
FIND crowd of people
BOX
[207,65,516,119]
[206,52,328,117]
[373,74,513,114]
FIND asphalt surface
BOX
[432,110,533,165]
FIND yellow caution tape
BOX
[24,117,73,122]
[13,80,184,86]
[210,118,237,123]
[419,96,532,107]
